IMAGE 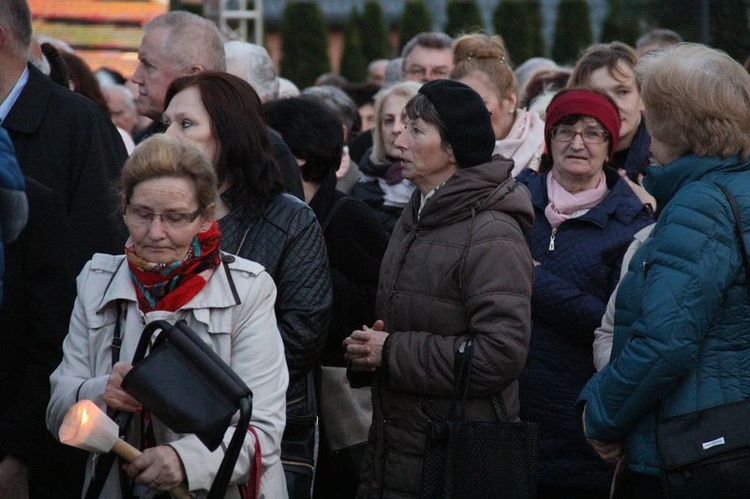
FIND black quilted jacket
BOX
[220,192,332,412]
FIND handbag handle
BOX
[713,183,750,302]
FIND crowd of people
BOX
[1,0,749,498]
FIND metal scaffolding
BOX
[203,0,263,45]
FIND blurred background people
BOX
[567,42,649,186]
[61,51,136,153]
[516,88,653,498]
[401,32,454,83]
[350,81,421,238]
[164,71,332,498]
[367,59,388,86]
[224,40,280,102]
[302,85,362,193]
[103,84,140,141]
[580,43,750,499]
[263,96,387,498]
[635,28,683,56]
[451,33,545,176]
[344,79,533,498]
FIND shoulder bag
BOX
[656,182,750,498]
[420,339,539,499]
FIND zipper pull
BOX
[549,227,557,251]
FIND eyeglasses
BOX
[124,205,203,229]
[550,125,609,144]
[404,66,451,80]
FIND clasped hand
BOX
[343,320,389,372]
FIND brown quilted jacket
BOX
[357,157,534,498]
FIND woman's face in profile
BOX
[164,86,219,166]
[380,94,410,159]
[124,176,211,264]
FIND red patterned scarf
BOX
[126,222,222,313]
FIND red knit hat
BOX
[544,89,621,157]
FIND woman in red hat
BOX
[515,88,654,498]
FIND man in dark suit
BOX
[0,1,127,496]
[0,1,127,274]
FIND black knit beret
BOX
[418,79,495,169]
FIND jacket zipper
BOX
[549,227,558,251]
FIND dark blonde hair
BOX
[637,43,750,159]
[567,42,639,89]
[451,33,517,101]
[119,134,218,209]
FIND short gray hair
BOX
[225,40,279,101]
[401,31,453,67]
[144,11,225,73]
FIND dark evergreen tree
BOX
[710,0,750,61]
[657,0,699,41]
[359,0,390,61]
[551,0,593,65]
[444,0,484,38]
[600,0,641,45]
[341,6,369,82]
[398,0,433,52]
[493,0,545,64]
[280,1,330,89]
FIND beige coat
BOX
[47,253,289,498]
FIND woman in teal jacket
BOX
[579,44,750,498]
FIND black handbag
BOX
[420,339,539,499]
[121,319,254,499]
[656,183,750,498]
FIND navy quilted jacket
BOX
[580,154,750,476]
[517,167,653,489]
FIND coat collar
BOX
[3,64,51,134]
[644,154,750,207]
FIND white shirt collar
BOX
[0,66,30,123]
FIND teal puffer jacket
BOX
[579,154,750,475]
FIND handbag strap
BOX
[450,339,474,421]
[451,339,512,423]
[713,182,750,301]
[320,196,355,233]
[238,425,263,499]
[85,301,134,499]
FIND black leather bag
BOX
[655,183,750,499]
[420,339,538,499]
[122,320,254,499]
[657,398,750,498]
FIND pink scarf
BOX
[544,172,609,228]
[494,108,545,176]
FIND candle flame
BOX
[81,405,89,426]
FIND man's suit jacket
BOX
[4,64,128,273]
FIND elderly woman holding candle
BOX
[46,134,288,498]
